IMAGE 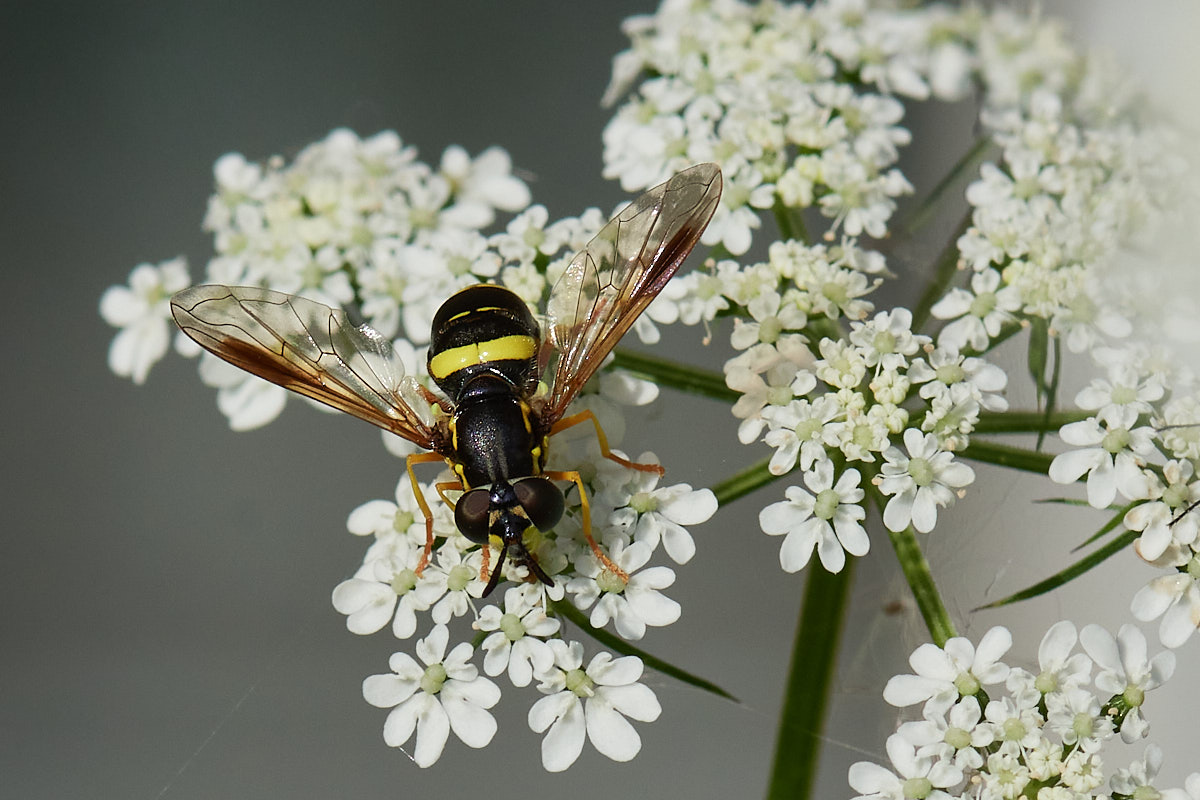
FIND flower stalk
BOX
[611,348,738,403]
[767,560,854,800]
[886,523,957,646]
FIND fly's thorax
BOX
[427,284,541,398]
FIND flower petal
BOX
[411,696,450,767]
[534,695,585,772]
[442,683,498,748]
[585,699,641,762]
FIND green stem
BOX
[766,560,854,800]
[771,197,809,243]
[911,210,974,331]
[807,316,844,346]
[887,523,957,646]
[973,409,1089,434]
[899,133,994,237]
[611,348,737,403]
[960,439,1056,475]
[710,457,777,505]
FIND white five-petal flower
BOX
[878,429,976,533]
[473,585,560,688]
[362,625,501,767]
[528,641,661,772]
[884,626,1013,715]
[100,258,191,384]
[759,462,869,573]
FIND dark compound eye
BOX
[454,488,492,543]
[512,477,564,532]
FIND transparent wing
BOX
[543,162,722,421]
[171,285,441,450]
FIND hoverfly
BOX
[171,163,722,596]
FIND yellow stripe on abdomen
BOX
[429,334,537,380]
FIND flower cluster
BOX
[933,86,1185,356]
[658,235,1005,570]
[852,622,1195,800]
[603,0,979,251]
[99,0,1200,784]
[101,131,719,769]
[1045,343,1200,649]
[103,130,533,429]
[336,436,715,768]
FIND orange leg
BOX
[405,452,449,574]
[549,409,665,476]
[543,469,628,582]
[479,541,493,585]
[434,481,462,509]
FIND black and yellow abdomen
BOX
[450,375,543,489]
[428,284,547,489]
[427,285,540,399]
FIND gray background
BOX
[2,2,1197,798]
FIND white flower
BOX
[848,308,923,374]
[1079,623,1175,742]
[1044,685,1111,746]
[1128,462,1200,562]
[908,347,1008,414]
[438,144,531,222]
[878,429,976,533]
[1032,620,1092,695]
[332,550,440,640]
[817,147,913,238]
[884,626,1012,714]
[983,691,1045,751]
[423,544,486,625]
[699,166,774,256]
[761,394,842,474]
[100,258,191,383]
[567,538,679,641]
[473,585,559,688]
[897,696,993,773]
[931,268,1022,352]
[1049,406,1156,508]
[1074,366,1164,415]
[1060,747,1105,794]
[1159,395,1200,462]
[490,204,558,266]
[362,625,500,767]
[848,734,963,800]
[758,462,868,573]
[980,748,1031,798]
[1111,745,1167,799]
[600,465,717,565]
[345,477,440,546]
[727,343,815,445]
[814,337,868,390]
[528,641,661,771]
[1132,567,1200,649]
[197,353,288,431]
[729,290,808,351]
[1163,772,1200,800]
[827,403,894,464]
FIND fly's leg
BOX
[549,409,665,476]
[434,481,463,509]
[406,452,449,574]
[543,469,628,582]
